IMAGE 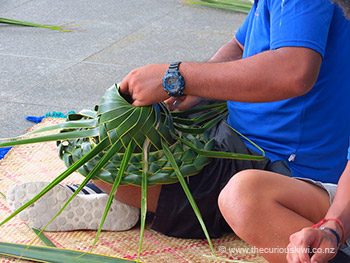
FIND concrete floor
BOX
[0,0,246,138]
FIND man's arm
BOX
[324,162,350,238]
[164,36,243,111]
[207,36,243,63]
[119,45,322,107]
[181,46,322,103]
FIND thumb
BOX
[164,97,178,111]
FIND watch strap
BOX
[168,62,182,72]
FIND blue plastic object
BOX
[25,111,76,124]
[0,147,12,160]
[0,111,76,160]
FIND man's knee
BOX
[218,169,265,207]
[218,170,267,233]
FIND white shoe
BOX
[6,182,140,232]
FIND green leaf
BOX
[0,119,98,142]
[185,0,252,14]
[0,242,136,263]
[161,139,217,258]
[174,112,228,134]
[0,128,99,148]
[26,119,97,135]
[173,132,265,161]
[172,107,226,125]
[91,140,136,250]
[202,0,252,8]
[138,138,151,261]
[0,17,71,32]
[30,228,57,248]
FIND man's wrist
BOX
[162,62,185,97]
[320,227,341,248]
[313,218,345,249]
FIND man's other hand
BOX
[165,96,202,111]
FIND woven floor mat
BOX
[0,118,267,263]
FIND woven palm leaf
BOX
[58,85,222,186]
[0,84,264,262]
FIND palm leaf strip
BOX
[0,242,136,263]
[30,228,57,248]
[138,138,151,261]
[161,139,216,255]
[186,0,253,14]
[0,17,70,31]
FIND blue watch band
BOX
[320,227,341,248]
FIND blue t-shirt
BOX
[227,0,350,183]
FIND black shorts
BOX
[151,119,292,239]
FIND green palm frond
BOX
[186,0,253,14]
[0,242,136,263]
[0,17,71,31]
[0,84,264,262]
[30,228,57,248]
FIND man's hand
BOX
[119,64,170,106]
[165,95,202,111]
[286,227,338,263]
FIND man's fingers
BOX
[287,243,312,263]
[287,229,319,263]
[287,228,339,263]
[164,97,178,111]
[119,76,129,94]
[311,249,335,263]
[176,100,192,111]
[169,96,202,111]
[310,242,337,263]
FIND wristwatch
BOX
[162,62,185,97]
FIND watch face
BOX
[167,76,179,87]
[162,69,185,97]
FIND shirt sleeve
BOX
[235,4,256,47]
[348,137,350,160]
[269,0,335,58]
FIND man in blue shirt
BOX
[121,0,350,183]
[230,0,350,183]
[115,0,350,262]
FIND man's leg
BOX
[218,169,331,263]
[93,180,161,213]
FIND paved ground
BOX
[0,0,246,138]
